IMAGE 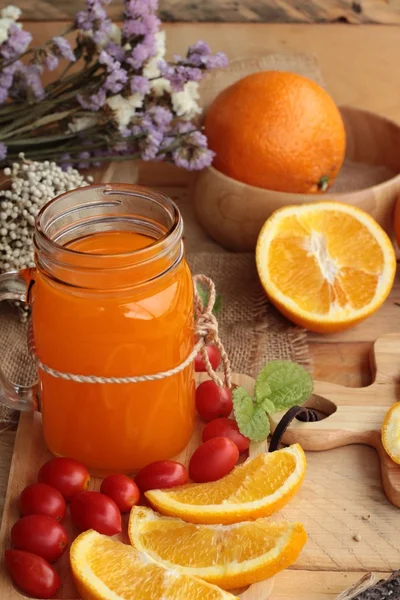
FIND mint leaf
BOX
[232,387,253,420]
[258,397,276,415]
[232,387,270,442]
[255,378,271,405]
[237,405,270,441]
[196,281,222,315]
[254,377,275,413]
[213,293,222,315]
[256,361,313,411]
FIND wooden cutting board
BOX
[269,333,400,508]
[2,337,400,600]
[0,372,274,600]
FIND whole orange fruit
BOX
[204,71,346,194]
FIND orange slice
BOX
[382,402,400,464]
[256,202,396,333]
[70,529,238,600]
[128,506,307,590]
[145,444,306,524]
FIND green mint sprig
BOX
[196,281,222,315]
[233,361,313,442]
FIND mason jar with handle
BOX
[0,184,196,474]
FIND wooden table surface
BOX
[16,0,400,24]
[1,21,400,600]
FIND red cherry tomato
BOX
[202,418,250,453]
[38,457,90,502]
[194,346,220,372]
[70,491,122,535]
[135,460,188,493]
[11,515,68,563]
[5,549,60,599]
[189,437,239,483]
[195,381,233,421]
[100,474,140,513]
[19,483,67,522]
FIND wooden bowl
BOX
[194,106,400,251]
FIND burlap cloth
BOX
[0,252,311,426]
[187,253,311,373]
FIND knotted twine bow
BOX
[193,274,231,389]
[29,274,232,388]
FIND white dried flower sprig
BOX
[0,154,93,271]
[0,154,93,319]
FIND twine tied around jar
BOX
[193,274,231,389]
[28,274,232,388]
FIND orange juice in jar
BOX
[0,185,195,474]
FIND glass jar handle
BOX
[0,269,38,412]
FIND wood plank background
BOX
[13,0,400,24]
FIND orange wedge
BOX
[145,444,306,524]
[256,202,396,333]
[70,530,238,600]
[382,402,400,464]
[128,506,307,590]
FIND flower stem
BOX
[5,132,81,146]
[0,106,52,139]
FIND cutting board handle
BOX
[269,333,400,508]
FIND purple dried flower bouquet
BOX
[0,0,228,170]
